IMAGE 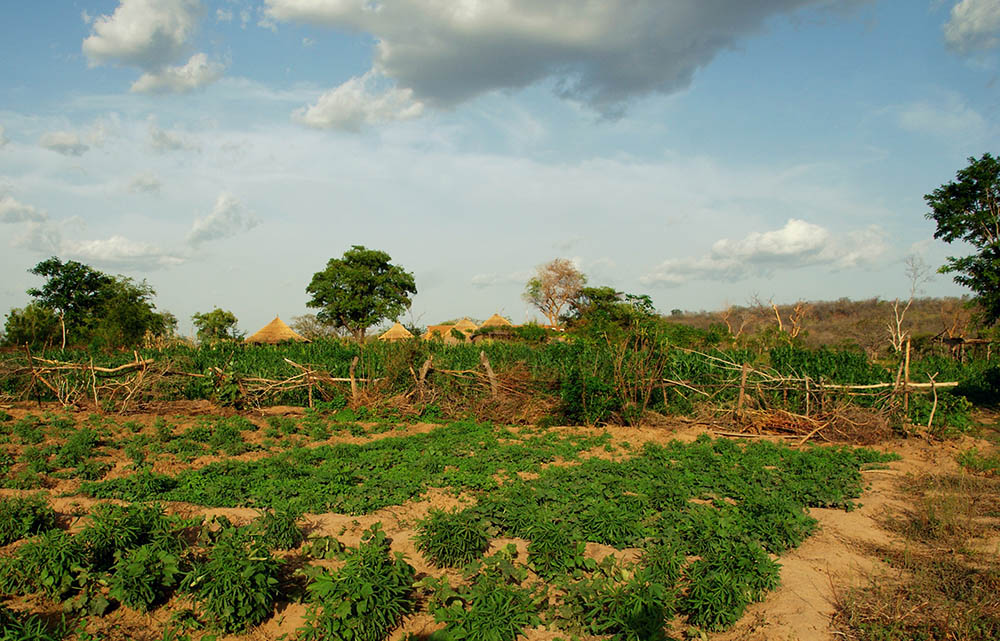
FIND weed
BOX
[0,529,85,599]
[958,447,1000,475]
[54,428,99,468]
[0,605,64,641]
[253,506,304,550]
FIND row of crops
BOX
[0,414,897,640]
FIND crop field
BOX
[3,401,991,641]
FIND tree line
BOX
[3,152,1000,350]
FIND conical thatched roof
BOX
[245,317,309,344]
[453,318,479,332]
[481,313,513,328]
[379,322,414,341]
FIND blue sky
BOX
[1,0,999,336]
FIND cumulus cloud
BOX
[268,0,851,118]
[82,0,201,69]
[82,0,223,93]
[944,0,1000,53]
[641,219,888,287]
[0,196,48,223]
[149,124,199,153]
[62,236,185,269]
[0,125,8,148]
[39,131,89,156]
[186,192,259,246]
[294,71,425,131]
[128,173,162,194]
[130,53,225,94]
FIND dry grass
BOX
[834,470,1000,640]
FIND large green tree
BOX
[3,303,61,349]
[22,257,173,348]
[925,153,1000,325]
[306,246,417,341]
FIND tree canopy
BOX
[565,285,657,334]
[925,153,1000,325]
[306,246,417,341]
[192,308,242,343]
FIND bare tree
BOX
[523,258,586,327]
[888,255,931,352]
[290,314,348,340]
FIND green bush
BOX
[0,494,57,546]
[561,565,676,641]
[299,524,415,641]
[78,503,189,571]
[415,508,491,568]
[253,506,304,550]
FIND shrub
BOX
[299,524,415,641]
[54,428,99,468]
[78,503,188,570]
[415,508,491,568]
[527,521,588,579]
[0,494,57,546]
[562,565,676,641]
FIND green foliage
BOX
[2,302,60,349]
[925,153,1000,324]
[561,563,676,641]
[679,541,780,631]
[0,494,58,545]
[907,392,974,434]
[298,524,415,641]
[415,508,491,568]
[0,529,85,599]
[306,245,418,340]
[252,506,304,550]
[0,605,64,641]
[192,308,242,343]
[78,503,190,571]
[190,528,279,633]
[526,522,590,579]
[109,544,182,611]
[957,447,1000,475]
[54,427,99,467]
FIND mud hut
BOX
[378,322,414,342]
[245,317,309,344]
[480,313,514,328]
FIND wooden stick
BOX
[480,351,498,398]
[349,356,359,403]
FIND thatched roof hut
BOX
[453,318,479,333]
[378,322,414,342]
[245,317,309,344]
[481,313,514,328]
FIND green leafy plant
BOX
[0,494,57,545]
[0,605,64,641]
[109,543,182,611]
[527,521,591,579]
[298,523,415,641]
[415,508,491,568]
[0,529,85,599]
[189,529,279,633]
[253,506,304,550]
[561,563,676,641]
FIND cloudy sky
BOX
[2,0,999,335]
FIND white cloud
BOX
[293,72,425,131]
[0,125,8,148]
[216,8,233,22]
[0,196,48,223]
[149,124,199,153]
[470,270,531,289]
[896,94,988,137]
[62,235,185,270]
[39,131,89,156]
[82,0,202,70]
[186,192,259,246]
[130,53,225,94]
[267,0,853,117]
[944,0,1000,53]
[641,219,888,287]
[128,173,162,194]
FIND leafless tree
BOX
[888,255,931,352]
[523,258,586,327]
[290,314,348,340]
